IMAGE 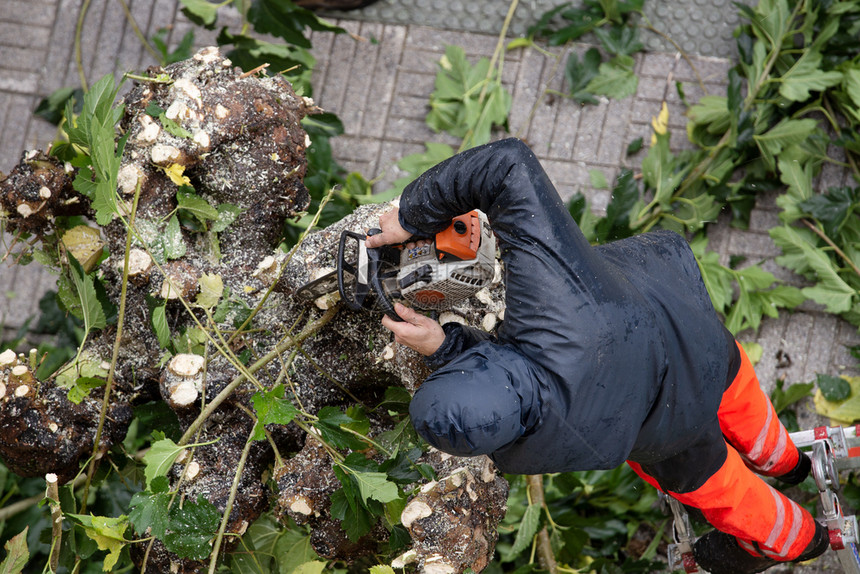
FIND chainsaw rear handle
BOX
[337,229,403,321]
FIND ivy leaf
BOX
[641,132,685,207]
[162,495,221,560]
[0,527,28,574]
[426,45,511,146]
[329,486,375,542]
[251,384,299,441]
[68,255,107,333]
[818,374,852,402]
[585,54,638,100]
[563,48,601,105]
[159,114,193,139]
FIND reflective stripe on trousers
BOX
[626,342,814,560]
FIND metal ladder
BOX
[665,424,860,573]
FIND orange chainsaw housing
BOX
[435,211,482,260]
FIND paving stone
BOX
[330,135,381,176]
[0,70,40,97]
[0,23,51,50]
[3,0,58,27]
[0,95,35,173]
[40,0,85,93]
[507,47,545,136]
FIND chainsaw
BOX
[296,210,496,320]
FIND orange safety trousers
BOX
[628,343,817,561]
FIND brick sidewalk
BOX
[2,0,859,401]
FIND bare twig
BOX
[526,475,557,574]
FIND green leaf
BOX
[585,54,638,99]
[754,118,818,171]
[370,566,396,574]
[346,469,400,505]
[293,562,327,574]
[771,380,814,415]
[564,48,601,105]
[593,25,643,56]
[162,215,187,260]
[329,487,375,542]
[152,302,170,348]
[799,186,860,237]
[595,169,639,241]
[178,0,219,27]
[129,488,170,539]
[68,376,107,404]
[251,384,299,441]
[0,527,29,574]
[778,50,843,102]
[143,437,187,488]
[275,523,320,574]
[771,225,856,313]
[626,137,643,155]
[247,0,343,49]
[212,203,243,233]
[159,113,193,139]
[177,187,219,226]
[818,374,852,402]
[640,132,685,207]
[507,503,541,559]
[426,45,511,146]
[589,169,609,190]
[315,406,372,451]
[68,255,107,334]
[163,495,221,559]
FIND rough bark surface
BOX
[0,47,509,573]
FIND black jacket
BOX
[401,138,735,475]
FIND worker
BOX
[364,138,829,573]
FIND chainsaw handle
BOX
[337,229,403,321]
[366,229,403,322]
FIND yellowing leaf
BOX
[650,101,669,146]
[80,515,129,572]
[814,376,860,425]
[163,163,191,187]
[294,561,328,574]
[196,273,223,309]
[62,225,105,273]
